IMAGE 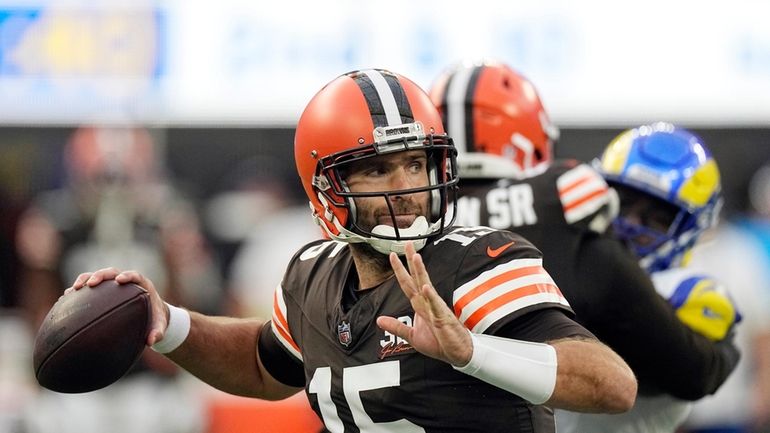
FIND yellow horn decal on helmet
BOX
[599,129,634,175]
[677,159,720,207]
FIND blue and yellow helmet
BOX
[595,122,723,272]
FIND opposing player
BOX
[429,61,739,426]
[558,123,742,432]
[68,69,636,432]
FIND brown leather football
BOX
[33,279,151,393]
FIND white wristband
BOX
[151,303,191,354]
[453,331,558,404]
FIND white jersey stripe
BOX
[557,163,612,224]
[363,70,402,126]
[453,257,544,301]
[564,193,612,224]
[470,291,571,333]
[456,273,557,324]
[559,176,608,204]
[556,163,598,188]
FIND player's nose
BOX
[389,167,415,191]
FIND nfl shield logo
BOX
[338,321,352,347]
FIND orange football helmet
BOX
[294,69,458,254]
[429,61,558,179]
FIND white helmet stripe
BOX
[444,66,474,154]
[362,70,403,126]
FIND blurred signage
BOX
[0,3,165,124]
[0,0,768,126]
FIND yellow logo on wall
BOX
[2,7,162,78]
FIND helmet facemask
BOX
[610,182,723,273]
[596,122,723,273]
[311,122,458,255]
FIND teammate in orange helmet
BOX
[430,60,739,432]
[66,69,636,432]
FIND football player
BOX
[68,68,636,433]
[429,61,740,431]
[557,123,741,432]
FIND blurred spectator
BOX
[679,163,770,433]
[15,125,222,433]
[205,155,321,317]
[204,155,321,319]
[227,204,322,318]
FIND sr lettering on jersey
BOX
[455,184,538,229]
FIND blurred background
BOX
[0,1,769,432]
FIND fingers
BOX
[65,267,167,347]
[116,270,166,346]
[404,241,418,279]
[420,283,453,318]
[376,316,412,342]
[66,267,121,293]
[390,252,418,297]
[116,270,153,289]
[147,301,169,346]
[69,272,93,291]
[406,245,431,294]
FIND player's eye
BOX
[363,164,388,177]
[407,158,426,173]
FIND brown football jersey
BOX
[259,226,591,432]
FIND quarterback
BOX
[68,68,636,432]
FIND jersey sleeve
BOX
[449,228,572,335]
[269,283,303,361]
[256,277,305,387]
[495,308,596,342]
[554,160,618,233]
[257,321,305,387]
[256,241,328,387]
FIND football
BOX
[33,279,151,393]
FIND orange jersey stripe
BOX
[272,291,291,332]
[274,321,300,353]
[463,283,563,330]
[453,265,547,315]
[272,291,300,353]
[562,187,608,213]
[558,173,594,196]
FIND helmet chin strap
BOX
[311,201,440,255]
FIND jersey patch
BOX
[378,315,416,359]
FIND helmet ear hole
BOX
[533,148,543,162]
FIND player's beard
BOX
[356,193,429,232]
[351,192,429,266]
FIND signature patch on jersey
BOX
[338,321,352,347]
[379,316,415,358]
[378,340,415,359]
[486,241,515,258]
